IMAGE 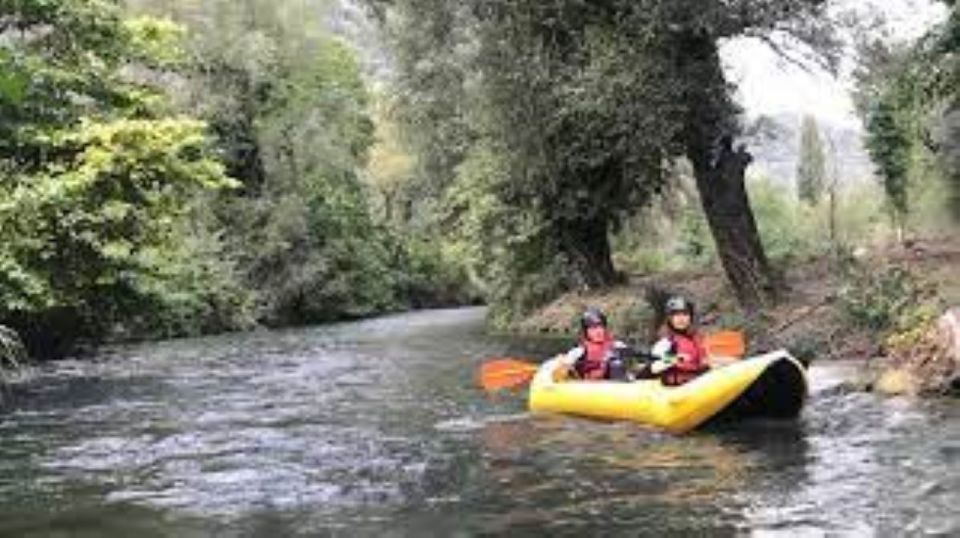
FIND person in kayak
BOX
[650,295,709,385]
[559,307,633,380]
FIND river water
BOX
[1,308,958,537]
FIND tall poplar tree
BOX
[797,115,827,204]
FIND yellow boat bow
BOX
[528,350,808,434]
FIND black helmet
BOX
[580,308,607,331]
[665,295,693,315]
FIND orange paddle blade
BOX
[704,330,746,358]
[479,358,540,391]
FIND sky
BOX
[720,0,949,128]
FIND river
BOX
[1,308,958,536]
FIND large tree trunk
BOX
[556,217,620,289]
[677,31,781,309]
[688,138,781,309]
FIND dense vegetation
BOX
[372,0,839,317]
[1,0,956,363]
[0,0,474,359]
[0,1,244,357]
[855,0,960,236]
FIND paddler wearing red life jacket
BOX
[650,295,709,386]
[560,308,631,380]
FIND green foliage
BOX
[445,141,569,323]
[393,238,479,309]
[613,174,907,280]
[864,93,913,221]
[220,35,395,324]
[0,117,239,346]
[0,0,254,356]
[838,261,932,331]
[377,0,835,315]
[830,182,891,245]
[677,204,718,268]
[748,177,821,262]
[797,115,826,205]
[856,6,960,227]
[124,0,475,327]
[124,16,187,67]
[611,180,716,274]
[115,214,255,340]
[383,0,477,210]
[236,186,400,324]
[615,249,672,275]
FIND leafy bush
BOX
[235,188,402,325]
[0,1,264,357]
[0,118,238,356]
[676,205,717,268]
[115,216,255,340]
[615,176,830,274]
[748,176,822,262]
[884,301,941,353]
[831,182,890,246]
[838,261,933,331]
[612,189,716,273]
[614,248,672,275]
[394,238,479,309]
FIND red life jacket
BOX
[662,329,708,386]
[578,330,613,380]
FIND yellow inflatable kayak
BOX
[528,350,808,434]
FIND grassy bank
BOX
[509,237,960,378]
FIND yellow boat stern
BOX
[529,350,807,434]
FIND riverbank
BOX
[510,236,960,395]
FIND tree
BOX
[926,3,960,221]
[825,133,841,245]
[648,1,843,308]
[380,1,682,315]
[127,0,474,324]
[865,95,912,239]
[0,0,244,357]
[376,0,840,311]
[937,108,960,222]
[797,115,826,204]
[853,2,960,233]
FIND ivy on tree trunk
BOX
[678,30,781,309]
[691,138,781,309]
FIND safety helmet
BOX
[665,295,693,315]
[580,308,608,331]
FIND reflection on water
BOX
[1,308,958,536]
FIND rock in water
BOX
[939,308,960,363]
[874,307,960,397]
[939,308,960,396]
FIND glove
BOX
[650,354,677,375]
[651,339,673,359]
[558,347,583,367]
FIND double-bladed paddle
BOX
[478,330,746,392]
